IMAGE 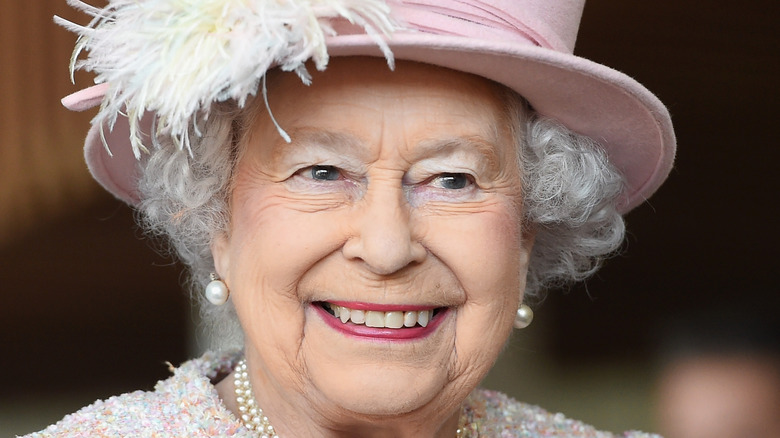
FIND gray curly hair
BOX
[137,86,625,349]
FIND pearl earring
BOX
[513,304,534,329]
[205,273,229,306]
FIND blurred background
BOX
[2,1,778,436]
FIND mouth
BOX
[317,302,444,328]
[313,301,448,340]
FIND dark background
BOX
[556,1,779,361]
[2,0,778,432]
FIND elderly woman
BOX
[28,0,674,436]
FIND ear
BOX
[522,228,536,252]
[517,224,536,275]
[516,226,536,301]
[520,222,536,256]
[211,232,231,281]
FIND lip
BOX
[312,303,449,341]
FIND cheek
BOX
[226,188,353,347]
[423,205,524,301]
[230,188,350,271]
[422,204,523,373]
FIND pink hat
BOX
[61,0,675,212]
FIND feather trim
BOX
[55,0,402,158]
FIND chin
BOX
[310,361,451,417]
[301,306,459,417]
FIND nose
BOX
[342,184,427,275]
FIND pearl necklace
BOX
[233,359,475,438]
[234,359,279,438]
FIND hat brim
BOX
[76,32,675,212]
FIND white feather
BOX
[57,0,402,158]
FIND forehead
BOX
[242,58,517,163]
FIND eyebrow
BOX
[415,136,502,173]
[283,128,503,172]
[286,129,369,159]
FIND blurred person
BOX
[656,312,780,438]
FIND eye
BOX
[305,165,341,181]
[431,173,473,190]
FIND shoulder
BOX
[464,389,662,438]
[20,351,250,438]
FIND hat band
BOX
[388,0,562,51]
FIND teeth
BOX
[350,309,365,324]
[403,311,417,327]
[385,311,404,329]
[340,307,351,323]
[418,310,430,327]
[365,311,384,328]
[326,304,435,329]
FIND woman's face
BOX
[213,58,533,429]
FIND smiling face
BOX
[212,58,533,435]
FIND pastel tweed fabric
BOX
[22,351,661,437]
